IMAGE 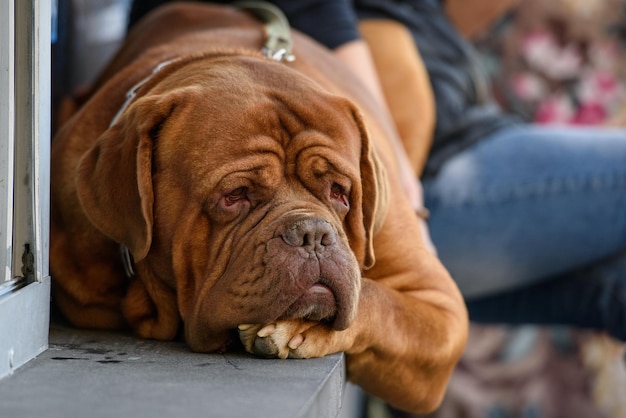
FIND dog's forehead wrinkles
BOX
[158,103,358,192]
[150,56,364,172]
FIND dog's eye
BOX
[224,187,248,206]
[330,183,349,206]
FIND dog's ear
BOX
[346,105,389,270]
[76,93,178,261]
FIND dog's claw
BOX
[288,334,303,349]
[257,324,276,338]
[238,321,325,359]
[238,322,292,358]
[253,334,283,358]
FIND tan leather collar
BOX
[110,58,179,127]
[235,1,296,62]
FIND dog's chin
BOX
[279,282,341,328]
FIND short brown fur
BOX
[51,3,467,413]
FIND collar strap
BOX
[111,2,295,129]
[110,58,179,127]
[114,58,180,278]
[235,1,296,62]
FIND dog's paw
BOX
[237,320,331,359]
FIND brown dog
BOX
[51,3,467,413]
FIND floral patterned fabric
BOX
[385,2,626,417]
[476,0,626,127]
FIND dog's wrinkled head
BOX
[75,54,387,351]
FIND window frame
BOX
[0,0,52,379]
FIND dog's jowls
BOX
[51,3,468,413]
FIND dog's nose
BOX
[281,218,336,251]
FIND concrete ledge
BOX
[0,322,346,418]
[0,278,50,380]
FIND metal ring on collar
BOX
[234,1,296,62]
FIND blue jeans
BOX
[423,125,626,340]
